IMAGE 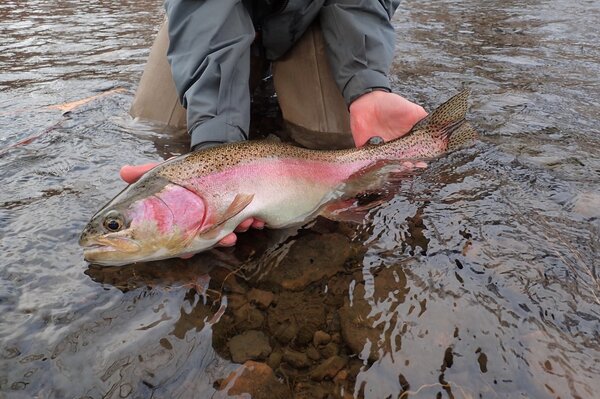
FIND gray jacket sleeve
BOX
[320,0,401,105]
[164,0,255,150]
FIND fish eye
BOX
[103,211,124,232]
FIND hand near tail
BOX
[120,163,264,252]
[349,91,428,147]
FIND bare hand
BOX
[349,91,428,148]
[119,163,264,249]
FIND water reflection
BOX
[1,0,600,398]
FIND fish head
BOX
[79,175,207,266]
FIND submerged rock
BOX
[339,265,409,362]
[267,233,352,291]
[282,349,311,369]
[219,361,291,399]
[228,330,272,363]
[267,291,326,345]
[313,330,331,347]
[247,288,275,309]
[339,283,381,362]
[232,303,265,330]
[310,356,348,381]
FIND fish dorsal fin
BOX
[419,89,471,131]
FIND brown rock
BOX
[297,325,314,345]
[233,304,264,330]
[319,342,339,358]
[282,349,311,369]
[219,361,291,399]
[334,369,348,382]
[306,346,321,361]
[227,293,247,310]
[228,330,272,363]
[267,351,282,370]
[339,266,408,361]
[313,330,331,347]
[338,283,380,361]
[272,320,298,344]
[310,356,348,381]
[247,288,275,309]
[267,291,326,345]
[294,382,330,399]
[267,233,352,291]
[294,381,334,399]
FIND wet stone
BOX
[334,369,348,382]
[319,342,339,358]
[339,266,408,361]
[228,330,272,363]
[219,361,291,399]
[267,351,282,370]
[227,293,247,310]
[294,382,330,399]
[233,303,264,330]
[267,291,326,345]
[272,321,298,345]
[282,349,311,369]
[313,330,331,347]
[247,288,275,309]
[338,283,382,362]
[267,233,352,291]
[297,325,315,346]
[310,356,348,381]
[306,346,321,361]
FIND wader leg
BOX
[272,23,354,150]
[129,20,187,129]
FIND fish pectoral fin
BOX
[202,193,255,236]
[221,193,254,223]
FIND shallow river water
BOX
[1,0,599,398]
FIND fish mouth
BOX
[81,235,141,260]
[83,243,117,254]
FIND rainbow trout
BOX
[80,90,477,266]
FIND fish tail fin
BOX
[415,89,475,142]
[447,121,479,150]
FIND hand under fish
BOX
[80,90,477,266]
